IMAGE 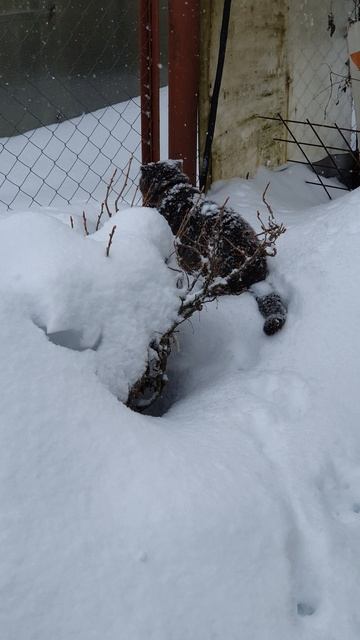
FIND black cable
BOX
[199,0,232,191]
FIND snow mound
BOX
[2,166,360,640]
[0,206,179,402]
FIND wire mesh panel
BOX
[0,1,167,210]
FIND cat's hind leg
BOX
[249,281,287,336]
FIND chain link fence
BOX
[286,0,354,163]
[0,1,167,211]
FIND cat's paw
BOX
[263,314,286,336]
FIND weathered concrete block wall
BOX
[199,0,289,183]
[199,0,353,182]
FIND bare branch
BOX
[105,169,118,218]
[115,156,133,212]
[262,183,274,219]
[82,211,89,236]
[96,202,105,232]
[131,185,140,207]
[106,225,117,257]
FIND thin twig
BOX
[95,202,105,231]
[262,183,274,219]
[106,225,117,257]
[82,211,89,236]
[131,185,139,207]
[69,215,74,229]
[115,156,133,212]
[105,169,117,218]
[175,207,192,240]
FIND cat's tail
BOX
[249,281,287,336]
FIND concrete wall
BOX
[199,0,289,183]
[199,0,353,182]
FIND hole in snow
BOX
[352,502,360,513]
[33,319,102,353]
[142,377,180,417]
[139,337,187,417]
[47,329,102,352]
[297,602,316,617]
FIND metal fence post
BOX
[140,0,160,165]
[168,0,200,184]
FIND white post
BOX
[348,21,360,143]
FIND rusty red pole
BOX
[168,0,200,184]
[140,0,160,164]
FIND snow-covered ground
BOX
[0,87,169,211]
[1,159,360,640]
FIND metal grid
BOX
[0,1,143,210]
[259,115,360,199]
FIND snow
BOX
[1,148,360,639]
[0,206,179,402]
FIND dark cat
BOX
[139,160,287,335]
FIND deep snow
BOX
[1,162,360,640]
